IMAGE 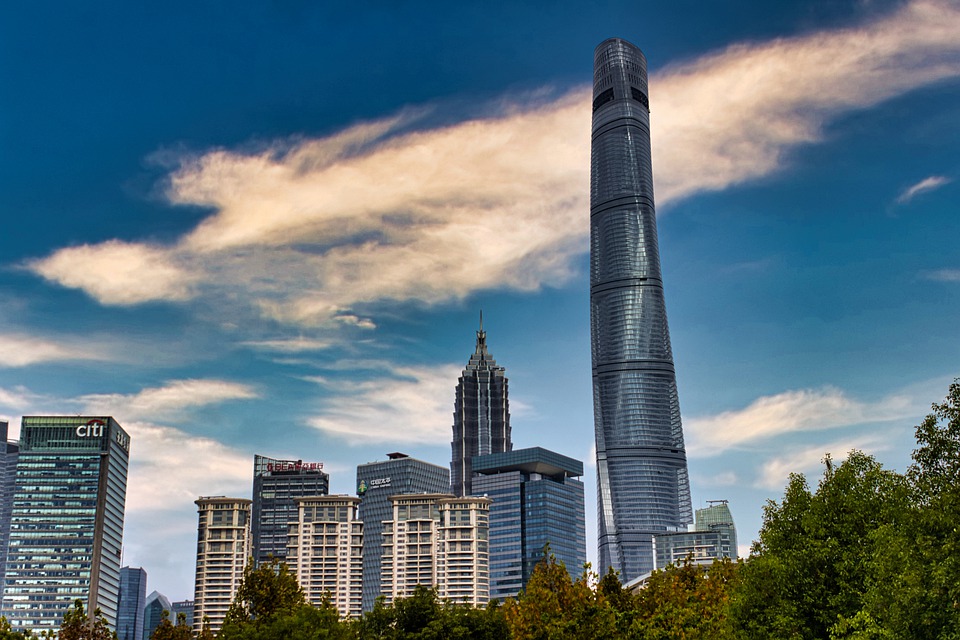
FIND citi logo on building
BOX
[76,419,105,438]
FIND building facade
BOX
[0,421,19,608]
[117,567,147,640]
[451,318,511,497]
[590,38,693,581]
[653,501,737,570]
[356,453,449,612]
[472,447,586,600]
[287,495,363,618]
[142,591,172,640]
[193,497,251,635]
[0,416,130,633]
[170,600,194,629]
[380,494,489,606]
[252,455,329,566]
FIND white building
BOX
[193,496,251,635]
[381,494,489,605]
[287,495,363,618]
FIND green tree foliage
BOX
[219,557,306,636]
[58,600,116,640]
[354,586,507,640]
[0,617,34,640]
[197,617,215,640]
[731,451,904,639]
[149,611,192,640]
[504,555,616,639]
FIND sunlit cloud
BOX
[79,379,258,423]
[26,0,960,326]
[755,436,892,490]
[925,269,960,282]
[307,364,461,445]
[686,386,918,456]
[243,337,333,353]
[896,175,952,204]
[0,333,109,367]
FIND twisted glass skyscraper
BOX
[590,38,692,581]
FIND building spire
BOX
[476,310,486,351]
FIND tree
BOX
[196,617,215,640]
[149,611,191,640]
[0,617,34,640]
[218,557,306,638]
[58,600,116,640]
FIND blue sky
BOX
[2,0,959,600]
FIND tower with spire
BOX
[451,313,512,497]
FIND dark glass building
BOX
[117,567,147,640]
[451,317,511,497]
[590,38,693,581]
[171,600,194,629]
[0,416,130,634]
[653,501,737,569]
[142,591,172,640]
[251,455,329,565]
[0,421,19,608]
[356,453,449,612]
[473,447,586,600]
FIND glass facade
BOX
[356,453,449,612]
[142,590,172,640]
[117,567,147,640]
[170,600,193,629]
[451,319,511,497]
[653,501,738,569]
[251,455,329,565]
[0,416,129,634]
[0,421,20,609]
[473,448,586,600]
[590,38,693,582]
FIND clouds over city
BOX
[896,175,953,204]
[25,0,960,328]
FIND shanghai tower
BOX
[590,38,692,581]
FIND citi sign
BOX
[76,419,106,437]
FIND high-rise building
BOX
[1,416,130,634]
[0,421,19,607]
[251,455,329,565]
[380,494,490,606]
[451,317,511,497]
[117,567,147,640]
[653,501,737,570]
[170,600,194,630]
[356,453,449,612]
[142,591,172,640]
[472,447,586,600]
[590,37,693,582]
[287,495,363,618]
[193,497,251,635]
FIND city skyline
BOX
[2,0,960,599]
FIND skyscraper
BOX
[472,447,586,600]
[117,567,147,640]
[1,416,130,633]
[193,496,251,635]
[451,316,511,497]
[142,591,172,640]
[0,421,19,607]
[653,500,737,570]
[356,453,449,612]
[251,455,329,565]
[590,38,693,581]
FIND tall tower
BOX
[193,496,251,635]
[1,416,130,634]
[590,38,693,581]
[117,567,147,640]
[451,315,511,497]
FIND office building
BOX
[356,453,449,612]
[473,447,586,600]
[287,496,363,618]
[451,317,511,497]
[653,501,737,570]
[193,497,251,635]
[117,567,147,640]
[381,494,490,606]
[170,600,193,629]
[590,38,693,581]
[142,591,172,640]
[0,421,19,606]
[252,455,329,565]
[1,416,130,634]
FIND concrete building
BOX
[287,495,363,618]
[193,496,251,635]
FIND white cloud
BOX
[79,379,258,423]
[686,386,916,456]
[0,333,107,367]
[925,269,960,282]
[896,175,953,204]
[27,0,960,326]
[307,364,460,445]
[243,337,332,353]
[755,436,891,490]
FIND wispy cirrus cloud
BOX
[26,0,960,326]
[925,269,960,282]
[896,175,953,204]
[755,435,892,490]
[79,378,258,423]
[307,364,461,445]
[0,333,110,367]
[686,386,919,456]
